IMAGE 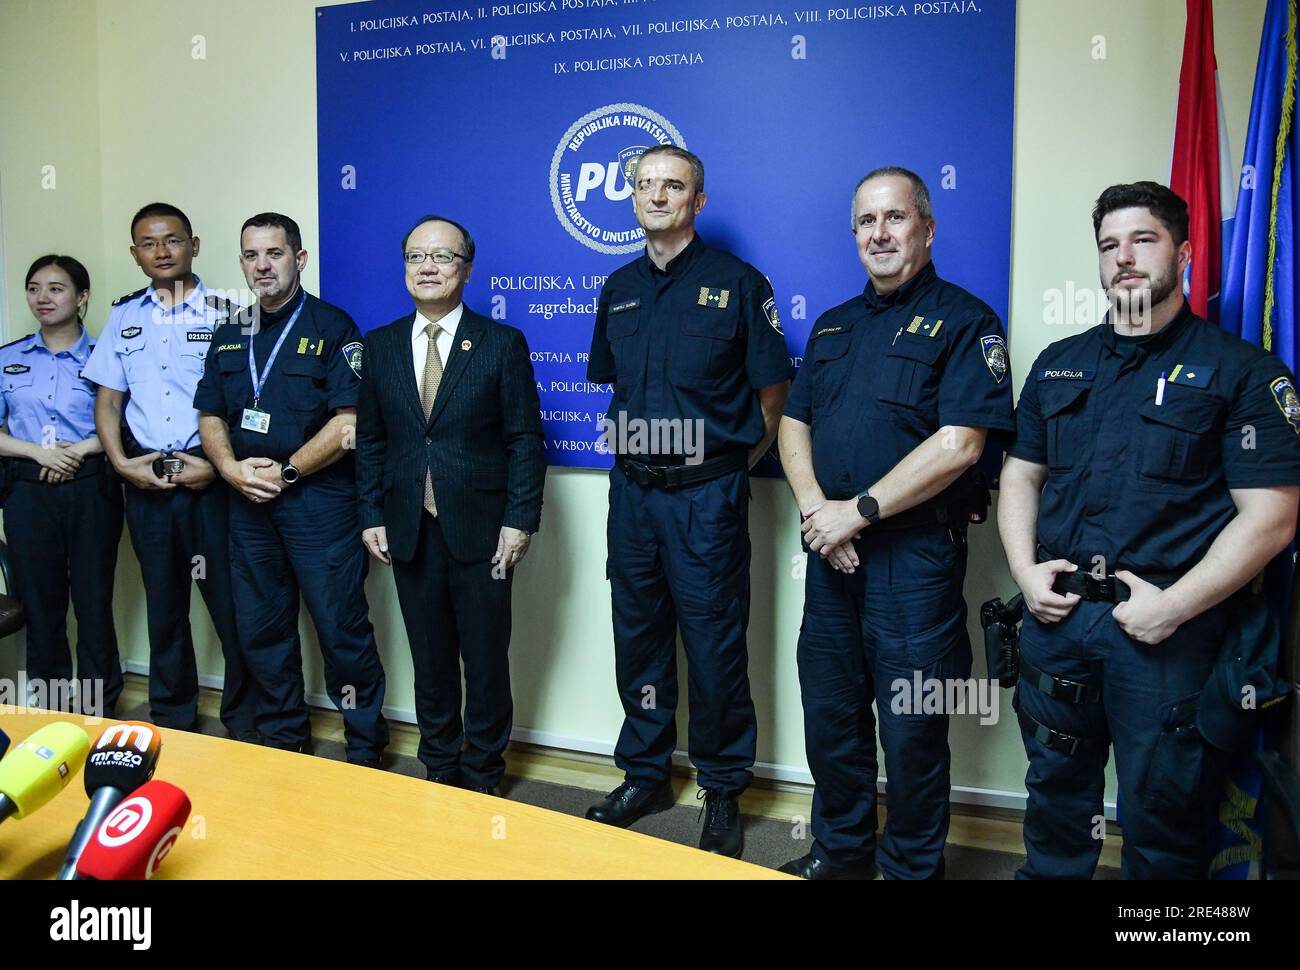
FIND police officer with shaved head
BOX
[779,167,1015,879]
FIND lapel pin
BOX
[461,339,472,352]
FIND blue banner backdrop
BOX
[316,0,1016,471]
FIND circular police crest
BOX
[550,104,688,256]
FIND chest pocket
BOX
[605,306,641,389]
[2,371,35,402]
[1039,381,1092,472]
[179,345,209,378]
[280,355,327,413]
[810,332,853,412]
[217,352,250,411]
[878,335,944,411]
[1135,385,1221,487]
[675,308,739,384]
[117,340,150,381]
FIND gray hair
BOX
[851,166,933,226]
[634,145,705,194]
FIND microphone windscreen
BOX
[75,780,192,880]
[85,721,161,795]
[0,727,8,761]
[0,722,90,818]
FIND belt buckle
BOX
[1085,574,1115,601]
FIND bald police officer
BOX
[779,167,1015,879]
[585,146,792,857]
[998,182,1300,879]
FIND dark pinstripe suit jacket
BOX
[356,307,545,564]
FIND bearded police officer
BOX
[779,167,1015,880]
[998,182,1300,879]
[585,146,791,857]
[83,202,256,738]
[196,212,389,766]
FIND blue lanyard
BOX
[248,293,307,408]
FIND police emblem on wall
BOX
[981,334,1008,384]
[1270,376,1300,434]
[550,103,688,256]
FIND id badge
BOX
[241,408,271,434]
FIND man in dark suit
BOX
[356,215,545,797]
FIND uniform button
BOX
[162,365,168,370]
[424,437,432,445]
[165,391,171,396]
[165,417,171,422]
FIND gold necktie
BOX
[421,323,442,516]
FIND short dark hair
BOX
[241,212,303,252]
[853,166,933,223]
[634,145,705,194]
[1092,182,1189,246]
[25,255,91,321]
[401,215,475,263]
[130,202,193,241]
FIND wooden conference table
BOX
[0,708,785,879]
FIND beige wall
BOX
[0,0,1269,807]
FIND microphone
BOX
[0,727,9,760]
[57,721,162,880]
[0,721,90,823]
[74,780,191,880]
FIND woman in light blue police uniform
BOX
[0,255,124,715]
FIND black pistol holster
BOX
[981,593,1023,688]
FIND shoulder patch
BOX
[762,297,783,335]
[112,287,147,308]
[3,364,31,375]
[981,335,1009,384]
[342,341,364,378]
[1269,376,1300,434]
[120,326,143,340]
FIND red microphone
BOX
[74,780,191,880]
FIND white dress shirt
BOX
[412,303,463,388]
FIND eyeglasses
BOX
[134,237,191,252]
[404,250,467,266]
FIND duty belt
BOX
[12,453,108,484]
[1038,548,1182,602]
[617,450,748,489]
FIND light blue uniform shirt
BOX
[82,277,235,452]
[0,327,97,444]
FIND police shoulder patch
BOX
[1269,376,1300,434]
[120,326,143,340]
[981,334,1009,384]
[342,341,364,378]
[112,287,146,308]
[762,297,783,335]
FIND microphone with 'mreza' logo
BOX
[0,721,90,824]
[74,779,191,880]
[57,721,162,881]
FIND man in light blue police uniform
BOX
[196,212,388,766]
[83,202,256,738]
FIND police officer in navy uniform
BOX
[998,182,1300,879]
[0,255,123,716]
[779,167,1015,880]
[83,203,256,738]
[196,212,388,766]
[584,146,791,857]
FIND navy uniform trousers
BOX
[123,479,257,733]
[607,467,757,795]
[797,525,972,880]
[1015,599,1226,879]
[229,477,388,761]
[5,471,123,715]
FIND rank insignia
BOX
[342,341,364,378]
[4,364,30,375]
[762,297,783,335]
[297,337,324,356]
[698,287,730,309]
[1166,364,1213,388]
[121,326,143,339]
[907,316,944,338]
[981,334,1008,384]
[1270,376,1300,434]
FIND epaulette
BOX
[0,335,30,352]
[205,293,232,309]
[112,287,147,307]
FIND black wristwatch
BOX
[856,489,880,525]
[280,462,301,485]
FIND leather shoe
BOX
[779,853,878,880]
[697,789,743,857]
[467,785,502,797]
[585,781,674,827]
[427,769,461,786]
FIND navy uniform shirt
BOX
[0,327,97,444]
[193,290,364,485]
[81,277,235,452]
[587,236,792,461]
[1008,304,1300,574]
[785,261,1015,504]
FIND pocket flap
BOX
[1040,382,1091,418]
[281,355,325,378]
[1138,392,1218,433]
[885,335,944,365]
[606,310,640,340]
[681,311,737,341]
[812,332,852,362]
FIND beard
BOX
[1105,257,1181,329]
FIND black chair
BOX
[1255,750,1300,879]
[0,539,25,639]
